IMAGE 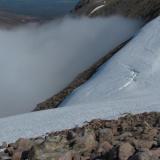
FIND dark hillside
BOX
[74,0,160,21]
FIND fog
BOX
[0,16,142,118]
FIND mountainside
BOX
[0,14,160,146]
[74,0,160,21]
[0,11,41,27]
[36,0,160,111]
[1,1,160,159]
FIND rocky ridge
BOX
[74,0,160,21]
[1,112,160,160]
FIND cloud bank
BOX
[0,16,142,118]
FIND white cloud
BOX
[0,16,142,117]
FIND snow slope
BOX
[61,16,160,108]
[0,16,160,144]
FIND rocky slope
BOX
[74,0,160,21]
[1,112,160,160]
[0,11,41,27]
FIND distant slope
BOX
[0,11,40,27]
[74,0,160,21]
[0,1,76,27]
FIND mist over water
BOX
[0,0,78,17]
[0,16,142,118]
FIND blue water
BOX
[0,0,79,18]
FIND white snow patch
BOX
[118,69,139,90]
[89,5,105,15]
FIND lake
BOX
[0,0,79,18]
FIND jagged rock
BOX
[118,142,135,160]
[97,141,113,155]
[59,151,81,160]
[150,148,160,159]
[130,149,158,160]
[33,137,45,145]
[5,147,14,157]
[118,132,133,141]
[28,135,69,160]
[84,132,97,152]
[10,138,32,160]
[98,128,114,143]
[73,129,98,156]
[155,134,160,146]
[15,138,32,151]
[133,140,155,150]
[12,151,21,160]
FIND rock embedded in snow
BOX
[97,141,113,154]
[150,148,160,159]
[130,149,156,160]
[118,142,135,160]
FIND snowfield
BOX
[61,16,160,108]
[0,16,160,144]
